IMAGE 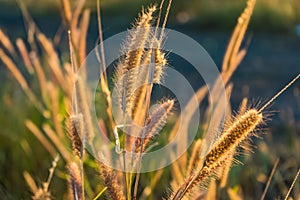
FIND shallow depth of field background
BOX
[0,0,299,199]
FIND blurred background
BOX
[0,0,299,199]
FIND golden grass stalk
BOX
[0,48,28,91]
[0,48,44,112]
[16,38,34,74]
[17,0,40,51]
[68,162,83,200]
[37,33,69,94]
[169,86,208,175]
[115,5,156,115]
[0,29,16,55]
[201,84,233,164]
[70,0,86,46]
[284,169,300,200]
[61,0,72,24]
[204,179,216,200]
[222,0,256,79]
[48,82,65,138]
[30,51,49,103]
[75,76,95,143]
[171,109,263,200]
[206,0,255,123]
[78,9,90,65]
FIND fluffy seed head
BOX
[203,109,262,169]
[66,115,83,158]
[171,109,263,200]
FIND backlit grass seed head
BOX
[115,6,156,116]
[171,109,263,200]
[134,99,174,152]
[203,109,262,168]
[153,41,167,84]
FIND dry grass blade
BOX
[96,0,115,132]
[284,169,300,200]
[24,156,59,200]
[222,0,256,77]
[204,0,256,146]
[24,171,39,194]
[0,29,16,55]
[37,33,69,94]
[0,48,28,90]
[43,124,71,162]
[61,0,72,24]
[78,9,90,65]
[48,83,64,138]
[30,51,48,103]
[75,76,95,143]
[16,38,34,74]
[71,0,86,45]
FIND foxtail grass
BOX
[171,109,263,199]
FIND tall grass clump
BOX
[0,0,299,199]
